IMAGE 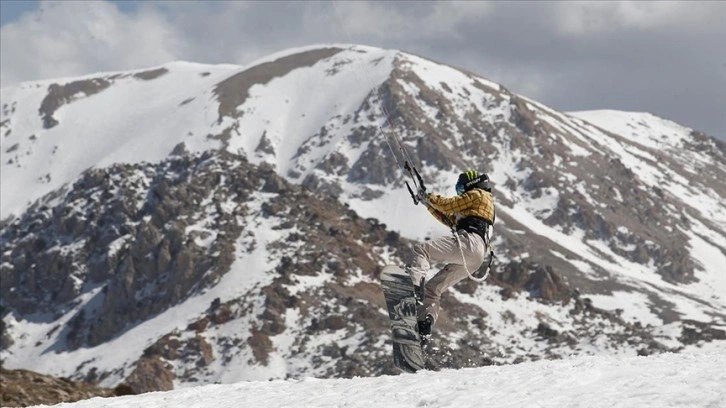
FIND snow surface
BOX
[33,349,726,408]
[570,110,691,151]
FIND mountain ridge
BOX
[1,44,724,393]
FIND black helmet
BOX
[455,170,491,195]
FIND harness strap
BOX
[452,223,495,282]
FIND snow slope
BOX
[562,109,726,322]
[33,348,726,408]
[0,62,235,219]
[0,45,397,221]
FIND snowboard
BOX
[380,265,426,373]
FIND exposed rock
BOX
[214,48,343,123]
[124,357,174,394]
[679,320,726,345]
[255,131,275,155]
[170,142,188,156]
[488,261,574,303]
[0,367,123,407]
[133,67,169,81]
[248,324,273,365]
[1,152,255,347]
[39,79,112,128]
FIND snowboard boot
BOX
[418,314,434,345]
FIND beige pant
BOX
[407,230,487,324]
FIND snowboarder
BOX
[407,170,495,339]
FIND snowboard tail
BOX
[380,265,426,373]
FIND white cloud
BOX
[0,0,723,138]
[0,0,185,86]
[553,1,715,36]
[425,1,495,39]
[328,1,494,41]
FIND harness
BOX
[454,215,496,282]
[456,215,492,243]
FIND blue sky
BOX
[0,0,38,25]
[1,1,725,138]
[0,0,144,25]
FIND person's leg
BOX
[420,264,469,325]
[407,233,468,287]
[419,231,486,327]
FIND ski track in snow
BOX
[31,349,726,408]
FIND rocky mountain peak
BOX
[1,44,724,393]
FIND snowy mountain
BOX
[1,44,725,394]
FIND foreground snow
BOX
[42,349,725,408]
